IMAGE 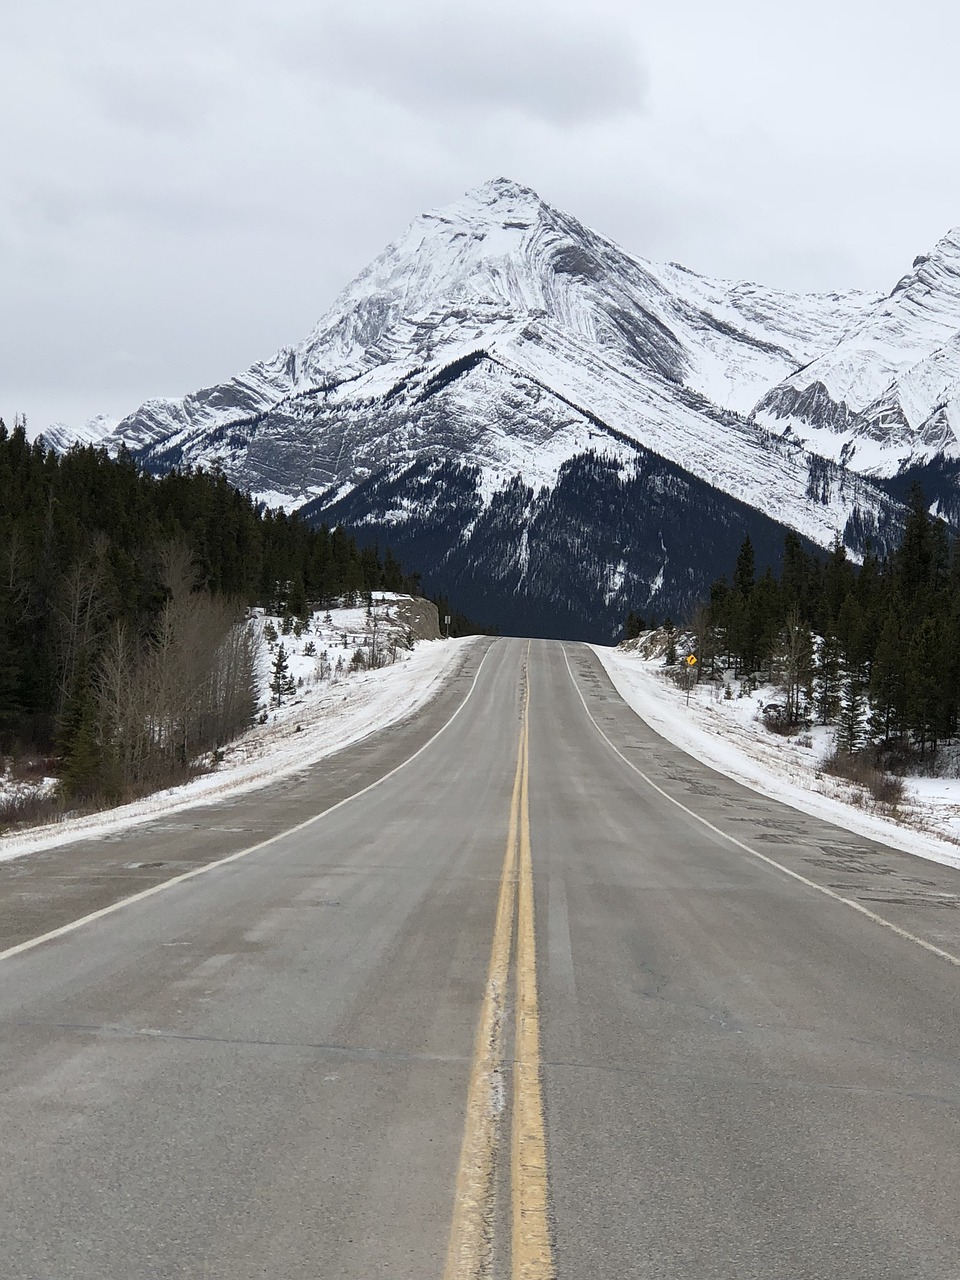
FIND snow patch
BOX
[0,600,473,862]
[593,643,960,872]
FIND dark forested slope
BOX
[303,448,844,642]
[689,487,960,758]
[0,418,417,796]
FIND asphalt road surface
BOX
[2,638,960,1279]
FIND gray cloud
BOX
[274,0,645,125]
[82,64,217,138]
[4,0,960,435]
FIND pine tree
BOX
[663,618,678,666]
[815,630,843,724]
[897,483,933,599]
[707,576,734,668]
[780,531,811,619]
[270,644,293,707]
[836,595,870,679]
[836,671,867,755]
[287,574,307,620]
[61,685,117,800]
[774,608,814,725]
[823,538,854,628]
[747,567,781,676]
[869,611,906,743]
[905,616,942,754]
[733,536,755,599]
[624,609,645,641]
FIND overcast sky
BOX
[5,0,960,434]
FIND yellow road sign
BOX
[685,654,697,666]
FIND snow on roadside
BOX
[592,643,960,872]
[0,606,477,863]
[0,765,58,810]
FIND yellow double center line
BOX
[444,651,554,1279]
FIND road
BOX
[2,638,960,1278]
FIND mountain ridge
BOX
[50,176,883,502]
[43,177,960,637]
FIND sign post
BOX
[684,653,697,705]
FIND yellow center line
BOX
[443,690,524,1279]
[512,680,555,1278]
[444,642,555,1279]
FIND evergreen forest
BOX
[660,485,960,766]
[0,418,419,804]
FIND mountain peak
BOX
[49,177,930,638]
[929,225,960,257]
[890,225,960,297]
[471,176,543,204]
[441,176,549,227]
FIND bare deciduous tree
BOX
[772,607,815,726]
[92,543,260,796]
[54,536,109,719]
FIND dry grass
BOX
[0,788,66,832]
[0,754,63,832]
[7,754,58,784]
[761,705,803,736]
[0,756,213,836]
[823,748,906,812]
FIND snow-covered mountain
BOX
[754,228,960,476]
[42,413,119,453]
[50,178,960,638]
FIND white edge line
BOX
[0,643,496,964]
[0,637,476,862]
[562,645,960,971]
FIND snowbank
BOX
[0,598,475,863]
[593,643,960,872]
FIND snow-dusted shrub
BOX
[823,748,905,811]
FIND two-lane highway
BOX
[2,638,960,1277]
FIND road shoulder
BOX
[0,638,493,956]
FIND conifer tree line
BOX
[0,418,420,800]
[667,486,960,759]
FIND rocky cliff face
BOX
[50,178,960,638]
[754,229,960,475]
